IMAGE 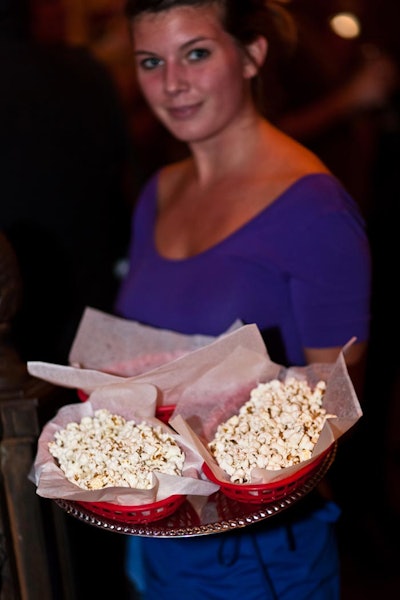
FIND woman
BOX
[116,1,371,598]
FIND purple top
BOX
[115,172,371,366]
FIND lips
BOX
[166,103,202,119]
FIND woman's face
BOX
[130,4,259,143]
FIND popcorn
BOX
[48,409,185,490]
[208,378,336,483]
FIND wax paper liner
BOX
[27,307,243,408]
[169,345,362,485]
[31,381,218,505]
[29,323,361,488]
[68,306,242,376]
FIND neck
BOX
[187,107,268,186]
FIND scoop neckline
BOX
[151,172,334,264]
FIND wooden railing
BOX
[0,232,76,600]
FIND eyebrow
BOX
[134,35,213,56]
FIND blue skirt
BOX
[126,499,341,600]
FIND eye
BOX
[187,47,211,62]
[138,56,163,70]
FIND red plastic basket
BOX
[154,404,176,422]
[76,390,175,424]
[77,389,90,402]
[202,447,332,504]
[74,494,186,524]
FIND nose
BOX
[163,61,188,95]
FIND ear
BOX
[243,35,268,79]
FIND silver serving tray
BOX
[55,443,336,538]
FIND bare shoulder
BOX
[290,143,330,178]
[252,125,331,209]
[272,127,331,180]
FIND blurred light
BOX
[329,12,361,39]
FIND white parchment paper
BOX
[28,310,362,495]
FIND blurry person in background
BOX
[265,0,399,221]
[115,1,371,598]
[0,0,133,365]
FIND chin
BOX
[165,124,218,144]
[159,116,215,144]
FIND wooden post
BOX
[0,232,76,600]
